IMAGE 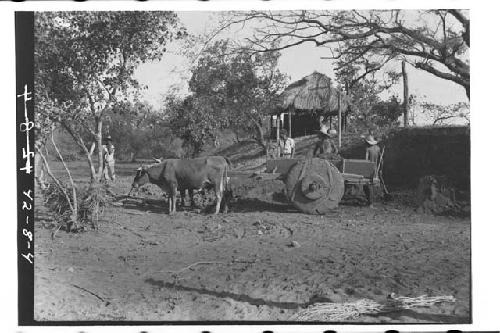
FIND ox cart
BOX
[247,157,380,215]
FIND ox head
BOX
[131,165,150,190]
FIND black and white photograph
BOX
[6,1,497,329]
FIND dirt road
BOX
[34,162,470,323]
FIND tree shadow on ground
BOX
[120,197,169,214]
[120,195,220,215]
[367,308,470,324]
[229,198,297,214]
[144,277,330,311]
[144,277,468,323]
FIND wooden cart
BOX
[261,157,380,214]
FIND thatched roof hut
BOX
[280,71,349,115]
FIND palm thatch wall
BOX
[280,71,349,115]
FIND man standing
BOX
[279,130,295,159]
[103,136,116,181]
[363,133,383,207]
[364,134,381,164]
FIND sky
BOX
[134,11,469,124]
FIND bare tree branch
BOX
[227,10,469,98]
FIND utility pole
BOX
[338,91,342,148]
[402,60,409,127]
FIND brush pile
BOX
[42,182,75,228]
[290,294,455,321]
[79,182,113,230]
[41,181,113,233]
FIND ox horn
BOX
[153,157,162,163]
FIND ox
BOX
[131,156,231,214]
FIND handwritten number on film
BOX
[18,85,34,264]
[22,189,34,263]
[18,84,34,175]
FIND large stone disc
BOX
[285,158,344,215]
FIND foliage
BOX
[166,95,220,157]
[370,96,406,128]
[35,11,186,180]
[106,101,174,160]
[420,101,470,126]
[168,40,288,155]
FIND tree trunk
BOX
[85,145,97,182]
[253,118,268,154]
[37,148,78,227]
[50,128,78,224]
[61,122,97,181]
[95,116,104,182]
[402,60,409,127]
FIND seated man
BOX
[312,128,342,167]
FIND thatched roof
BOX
[280,71,349,115]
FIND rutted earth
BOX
[34,162,470,323]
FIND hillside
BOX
[217,133,367,172]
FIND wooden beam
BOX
[288,111,292,138]
[276,113,281,157]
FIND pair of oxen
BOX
[130,156,231,214]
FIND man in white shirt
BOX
[279,130,295,159]
[103,136,116,181]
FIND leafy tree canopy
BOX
[169,40,288,155]
[35,11,186,179]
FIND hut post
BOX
[288,110,292,138]
[338,91,342,148]
[276,113,281,157]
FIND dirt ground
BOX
[34,161,470,323]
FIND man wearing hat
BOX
[364,134,381,164]
[279,129,295,159]
[313,127,339,158]
[103,135,116,181]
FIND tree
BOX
[227,10,470,98]
[420,101,470,125]
[35,12,186,181]
[170,40,288,155]
[334,57,401,131]
[166,95,220,157]
[370,95,405,128]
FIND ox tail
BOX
[223,156,232,169]
[224,157,231,189]
[221,157,231,213]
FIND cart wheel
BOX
[285,158,344,215]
